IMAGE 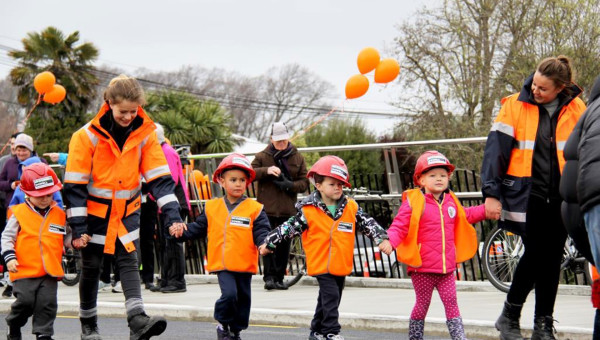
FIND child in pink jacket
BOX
[383,151,498,340]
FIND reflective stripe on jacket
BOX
[10,203,65,281]
[205,197,264,273]
[391,189,479,272]
[302,199,359,276]
[64,103,180,254]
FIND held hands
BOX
[258,243,273,256]
[378,240,393,255]
[72,234,92,249]
[169,222,188,238]
[485,197,502,221]
[6,259,18,273]
[267,166,281,177]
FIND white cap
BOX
[14,133,34,152]
[271,122,291,141]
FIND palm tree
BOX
[9,27,99,153]
[146,91,236,154]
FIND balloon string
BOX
[291,102,344,142]
[0,94,42,155]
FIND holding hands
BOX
[72,234,92,249]
[378,239,393,255]
[258,243,273,256]
[485,197,502,221]
[169,222,188,238]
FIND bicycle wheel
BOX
[62,249,81,286]
[285,237,306,288]
[482,227,524,293]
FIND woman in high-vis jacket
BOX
[64,75,186,340]
[481,56,586,340]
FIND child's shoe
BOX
[326,334,344,340]
[308,331,325,340]
[2,285,12,298]
[216,324,231,340]
[230,330,242,340]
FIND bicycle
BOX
[482,226,593,293]
[61,248,82,286]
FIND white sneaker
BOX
[112,281,122,293]
[98,281,112,292]
[326,334,344,340]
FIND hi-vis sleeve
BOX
[141,132,182,228]
[63,125,97,238]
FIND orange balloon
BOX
[345,74,369,99]
[33,71,56,94]
[43,84,66,104]
[374,58,400,83]
[357,47,380,74]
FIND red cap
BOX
[413,150,455,186]
[212,153,256,186]
[20,163,62,197]
[307,155,351,187]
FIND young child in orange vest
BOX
[385,151,498,340]
[170,153,271,340]
[262,155,392,340]
[1,163,76,340]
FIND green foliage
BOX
[145,91,235,154]
[9,27,99,152]
[303,118,383,177]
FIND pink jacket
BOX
[387,191,485,274]
[162,143,191,210]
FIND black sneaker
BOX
[264,278,276,290]
[216,324,231,340]
[160,285,186,293]
[2,285,12,298]
[144,282,156,290]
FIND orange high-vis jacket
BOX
[9,203,66,281]
[205,198,264,273]
[64,103,180,254]
[301,199,358,276]
[396,189,478,269]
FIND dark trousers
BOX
[6,276,58,336]
[139,200,158,284]
[99,254,119,284]
[311,274,346,335]
[156,210,187,288]
[507,196,568,317]
[262,215,292,283]
[79,241,143,318]
[214,271,252,333]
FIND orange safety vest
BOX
[302,199,359,276]
[64,103,172,254]
[9,203,65,281]
[396,189,477,268]
[205,198,264,273]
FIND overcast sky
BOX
[0,0,430,136]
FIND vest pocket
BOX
[125,195,141,217]
[87,200,109,219]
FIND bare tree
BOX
[0,77,21,151]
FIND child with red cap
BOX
[170,153,271,340]
[1,163,77,340]
[262,155,391,340]
[386,150,499,340]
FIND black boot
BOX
[495,301,524,340]
[80,316,102,340]
[531,316,557,340]
[128,312,167,340]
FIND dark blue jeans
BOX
[311,274,346,335]
[214,271,252,333]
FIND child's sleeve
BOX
[1,215,19,264]
[252,209,271,246]
[179,211,208,241]
[387,202,412,248]
[356,206,389,245]
[464,203,486,224]
[263,208,308,248]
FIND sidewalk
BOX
[0,275,593,339]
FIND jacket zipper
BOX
[435,199,447,273]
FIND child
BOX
[262,155,392,340]
[385,151,497,340]
[1,163,76,340]
[170,153,271,340]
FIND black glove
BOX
[273,175,294,191]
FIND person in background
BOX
[252,121,308,290]
[9,156,63,209]
[481,56,586,340]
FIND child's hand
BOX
[378,240,393,255]
[169,222,187,238]
[72,234,91,249]
[7,259,18,273]
[258,243,272,256]
[485,197,502,220]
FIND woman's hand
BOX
[267,166,281,177]
[169,222,187,238]
[485,197,502,220]
[72,234,91,249]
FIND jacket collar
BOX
[517,73,582,108]
[89,102,156,147]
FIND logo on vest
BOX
[48,223,66,235]
[337,222,353,233]
[448,206,456,218]
[230,216,251,228]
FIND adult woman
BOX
[481,56,586,340]
[64,75,186,340]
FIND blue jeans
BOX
[584,204,600,271]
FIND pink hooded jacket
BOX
[387,190,485,274]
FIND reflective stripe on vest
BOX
[301,199,359,276]
[10,203,65,281]
[396,189,477,270]
[205,198,263,273]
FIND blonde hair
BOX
[103,75,146,105]
[536,55,574,94]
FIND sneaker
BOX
[264,278,276,291]
[2,285,13,298]
[149,284,163,292]
[308,331,325,340]
[111,281,122,293]
[326,334,344,340]
[231,331,241,340]
[216,324,231,340]
[98,281,112,292]
[36,335,54,340]
[160,285,186,293]
[144,282,156,290]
